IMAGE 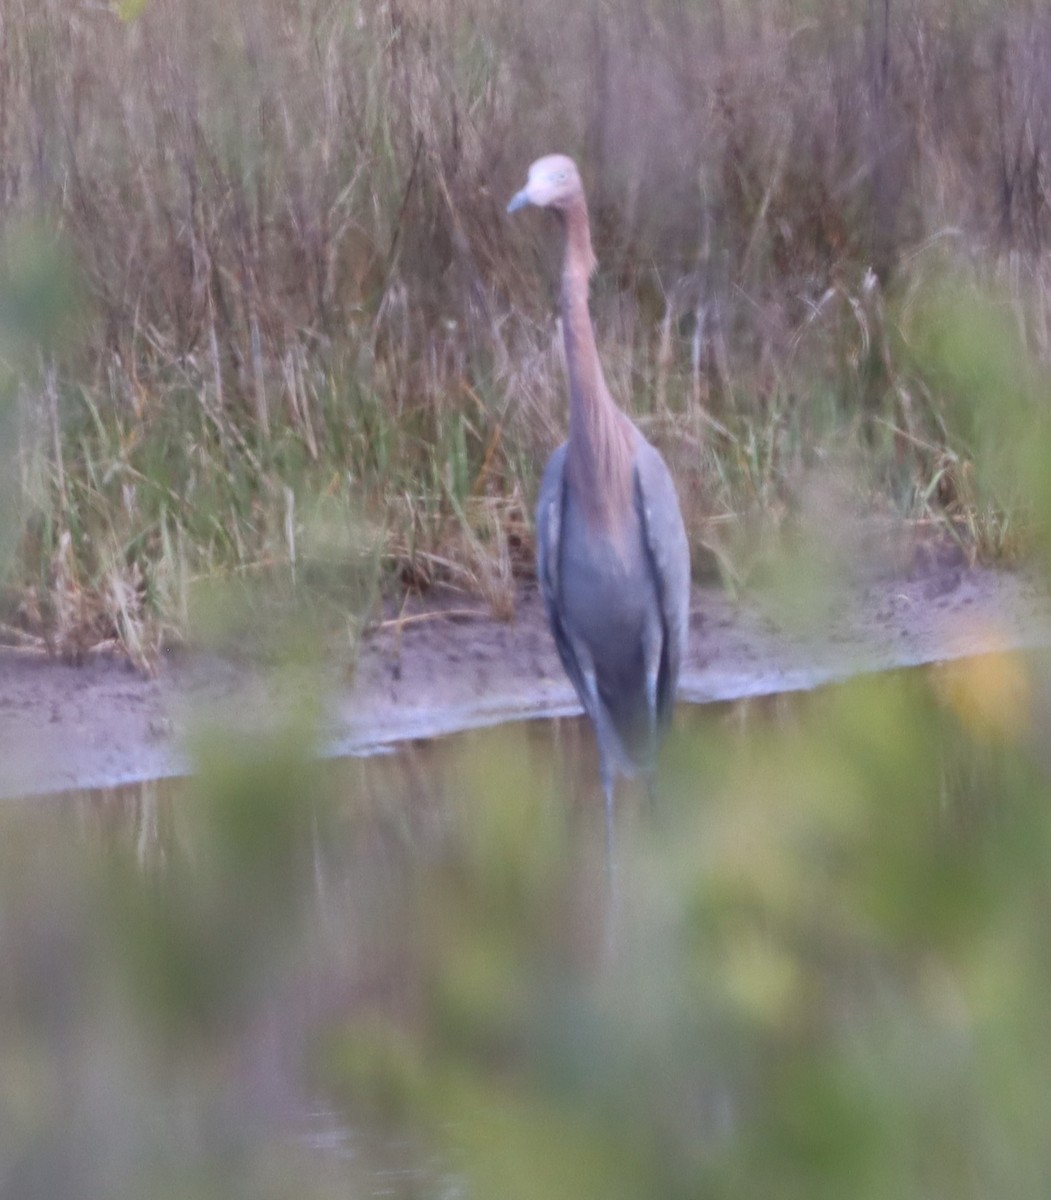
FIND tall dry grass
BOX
[1,0,1050,661]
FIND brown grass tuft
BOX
[1,0,1049,658]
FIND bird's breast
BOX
[557,490,658,654]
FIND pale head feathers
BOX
[507,154,584,213]
[507,154,596,278]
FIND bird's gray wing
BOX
[633,440,692,727]
[536,443,592,713]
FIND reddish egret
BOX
[508,155,691,839]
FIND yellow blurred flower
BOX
[934,647,1031,741]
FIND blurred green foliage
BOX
[3,641,1051,1198]
[903,274,1051,553]
[0,219,82,581]
[319,664,1051,1200]
[0,222,83,358]
[0,378,15,577]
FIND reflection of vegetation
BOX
[4,664,1051,1197]
[2,0,1051,654]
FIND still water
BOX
[4,662,1049,1199]
[0,696,772,1198]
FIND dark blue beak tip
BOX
[507,191,530,215]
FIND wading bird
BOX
[507,155,691,844]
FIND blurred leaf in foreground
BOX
[0,219,83,358]
[105,685,328,1040]
[0,219,85,588]
[0,375,15,576]
[905,273,1051,559]
[319,652,1051,1200]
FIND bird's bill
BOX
[506,188,531,214]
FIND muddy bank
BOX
[1,565,1049,799]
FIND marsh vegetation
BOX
[1,0,1050,661]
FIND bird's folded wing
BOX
[536,444,593,714]
[633,441,692,722]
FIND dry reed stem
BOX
[0,0,1048,658]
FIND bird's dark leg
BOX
[644,769,660,808]
[646,674,659,767]
[643,660,661,808]
[594,726,621,888]
[578,660,620,883]
[601,764,617,881]
[641,618,662,763]
[598,754,624,960]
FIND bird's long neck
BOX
[560,197,634,531]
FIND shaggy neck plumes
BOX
[559,198,634,532]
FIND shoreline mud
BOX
[2,566,1048,799]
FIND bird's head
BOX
[507,154,584,214]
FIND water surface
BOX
[5,662,1049,1199]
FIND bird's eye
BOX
[556,171,568,182]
